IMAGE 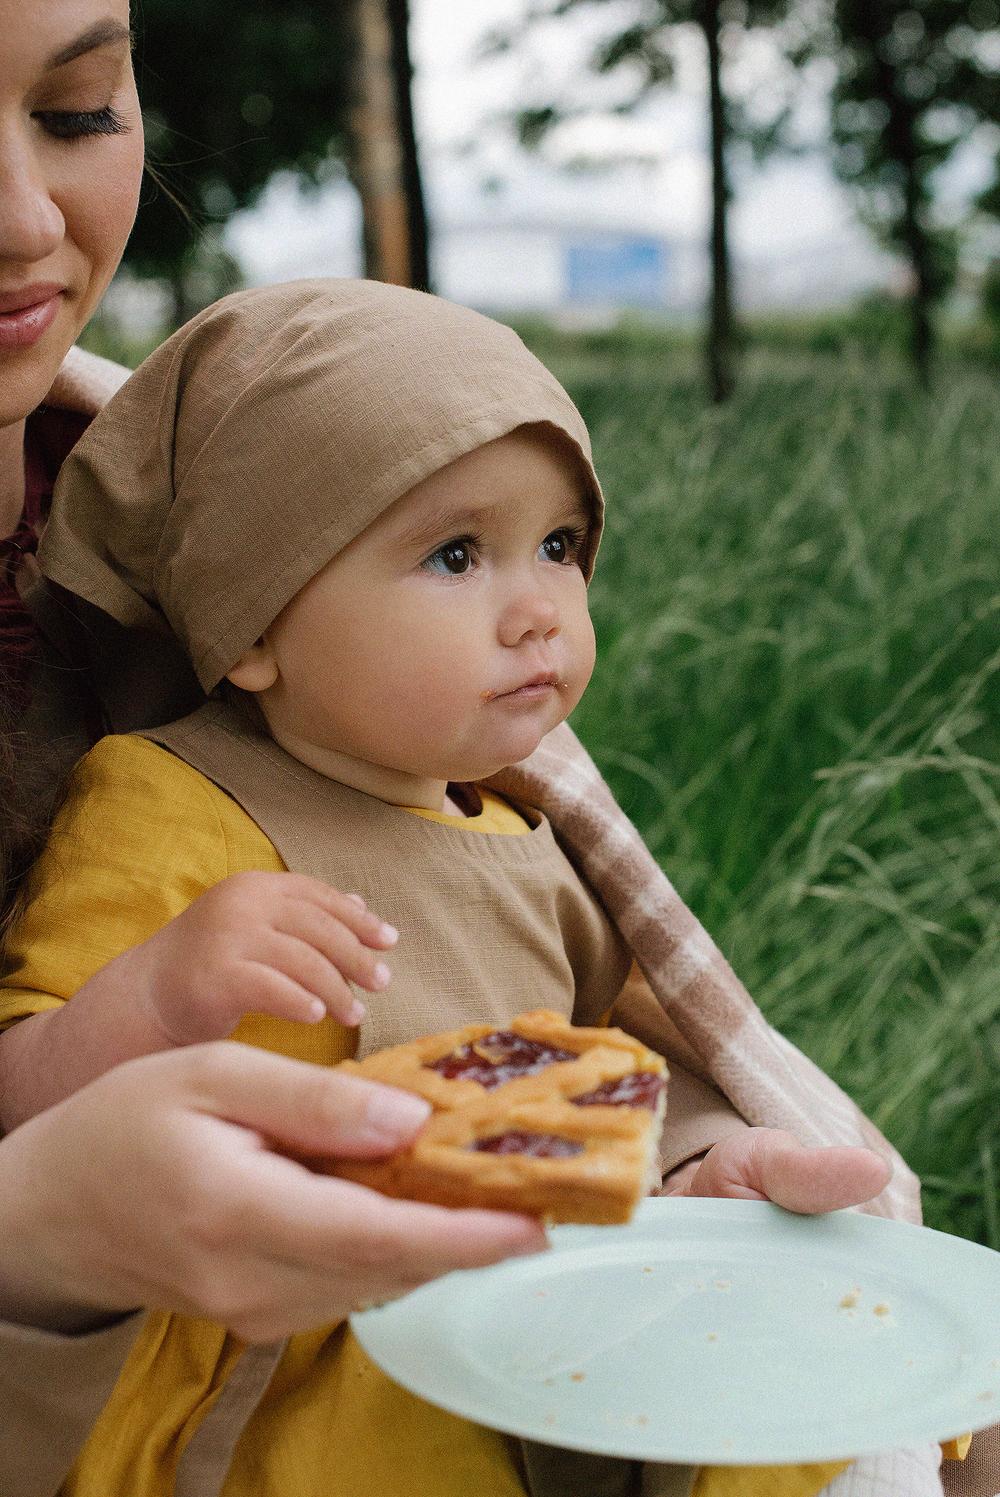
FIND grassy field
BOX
[518,327,1000,1247]
[83,308,999,1244]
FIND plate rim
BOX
[351,1196,1000,1465]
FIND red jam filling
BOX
[472,1131,584,1158]
[571,1072,665,1108]
[429,1031,576,1089]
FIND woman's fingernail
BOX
[510,1234,549,1257]
[379,922,399,944]
[346,999,366,1026]
[373,962,391,989]
[365,1085,431,1138]
[345,893,367,908]
[308,998,326,1022]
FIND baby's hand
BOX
[126,872,398,1045]
[660,1128,892,1214]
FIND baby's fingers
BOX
[276,904,397,1013]
[234,963,336,1027]
[268,930,380,1026]
[283,877,399,952]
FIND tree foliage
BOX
[826,0,1000,376]
[128,1,357,313]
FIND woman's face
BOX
[0,0,143,427]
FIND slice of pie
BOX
[329,1009,668,1224]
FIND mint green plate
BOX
[351,1197,1000,1464]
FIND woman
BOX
[0,5,993,1496]
[0,5,547,1489]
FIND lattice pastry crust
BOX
[330,1009,668,1224]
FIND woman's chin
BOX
[0,333,73,426]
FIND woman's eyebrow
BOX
[45,19,133,71]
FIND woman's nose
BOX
[498,580,560,646]
[0,124,65,265]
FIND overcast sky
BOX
[227,0,996,294]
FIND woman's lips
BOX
[0,288,64,350]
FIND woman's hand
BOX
[659,1128,893,1212]
[131,872,399,1040]
[0,1043,547,1341]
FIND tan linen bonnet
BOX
[39,278,603,692]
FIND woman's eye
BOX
[540,528,583,565]
[34,106,129,140]
[425,539,474,575]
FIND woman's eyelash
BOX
[35,106,129,140]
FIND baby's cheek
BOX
[568,607,597,700]
[387,665,464,752]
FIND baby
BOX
[0,281,939,1497]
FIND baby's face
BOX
[232,427,596,792]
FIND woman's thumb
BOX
[177,1041,430,1159]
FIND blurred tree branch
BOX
[130,0,429,322]
[823,0,998,383]
[488,0,799,404]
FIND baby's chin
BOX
[446,726,566,783]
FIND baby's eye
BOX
[33,106,129,140]
[424,539,474,575]
[539,528,585,565]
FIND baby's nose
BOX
[498,584,560,645]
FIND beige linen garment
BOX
[146,702,636,1054]
[22,288,970,1497]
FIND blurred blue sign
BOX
[564,235,668,307]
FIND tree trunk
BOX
[347,0,415,286]
[386,0,431,291]
[699,0,735,404]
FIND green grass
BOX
[84,302,998,1244]
[519,330,1000,1247]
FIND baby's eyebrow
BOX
[394,494,593,552]
[393,501,507,550]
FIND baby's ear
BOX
[226,639,279,693]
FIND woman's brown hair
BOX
[0,674,58,940]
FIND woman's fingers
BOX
[245,1159,548,1278]
[689,1129,893,1214]
[212,1161,548,1338]
[164,1046,547,1337]
[183,1042,431,1156]
[0,1046,546,1340]
[755,1141,893,1214]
